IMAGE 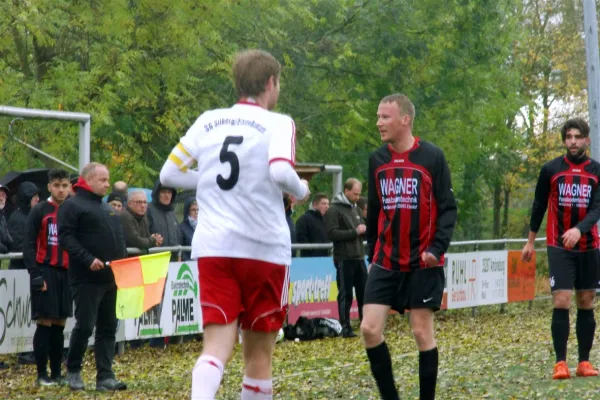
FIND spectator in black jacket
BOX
[296,193,330,257]
[8,181,39,269]
[58,162,127,392]
[0,184,8,218]
[179,196,198,261]
[147,180,180,260]
[0,185,12,254]
[324,178,367,338]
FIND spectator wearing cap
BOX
[0,184,8,218]
[111,181,128,205]
[8,182,40,270]
[0,185,12,254]
[6,181,40,365]
[107,192,125,213]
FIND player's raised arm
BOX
[268,118,309,200]
[159,125,200,190]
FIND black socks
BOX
[576,308,596,363]
[551,308,570,363]
[366,342,399,400]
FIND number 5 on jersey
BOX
[217,136,244,190]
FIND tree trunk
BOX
[502,186,510,237]
[492,180,502,239]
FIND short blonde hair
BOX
[380,94,415,127]
[233,50,281,98]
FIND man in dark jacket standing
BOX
[8,181,39,269]
[324,178,367,338]
[147,180,180,260]
[296,193,330,257]
[58,162,127,392]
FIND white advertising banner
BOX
[123,261,202,340]
[478,251,508,306]
[445,251,511,310]
[446,252,479,309]
[0,261,202,354]
[0,270,86,354]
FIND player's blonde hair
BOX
[380,94,416,127]
[233,50,281,98]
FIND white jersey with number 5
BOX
[173,102,296,265]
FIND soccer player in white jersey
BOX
[160,49,310,400]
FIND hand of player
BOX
[299,179,310,202]
[90,258,104,271]
[355,224,366,235]
[521,242,535,262]
[561,227,581,249]
[41,281,47,292]
[421,251,439,267]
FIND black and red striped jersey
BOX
[23,199,69,274]
[366,138,458,272]
[530,155,600,250]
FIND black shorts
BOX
[30,267,73,320]
[547,246,600,292]
[364,264,444,314]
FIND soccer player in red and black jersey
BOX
[23,169,72,387]
[361,94,457,400]
[522,118,600,380]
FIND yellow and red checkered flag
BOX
[110,252,171,320]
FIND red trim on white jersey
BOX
[290,120,296,163]
[236,99,263,108]
[269,157,295,167]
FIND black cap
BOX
[107,192,125,204]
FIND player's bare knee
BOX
[411,325,434,349]
[360,320,383,346]
[552,291,572,309]
[576,290,595,309]
[244,352,273,379]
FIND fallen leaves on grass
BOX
[1,301,600,399]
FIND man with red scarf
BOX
[58,162,127,392]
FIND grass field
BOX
[2,300,600,399]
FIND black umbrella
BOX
[0,168,50,205]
